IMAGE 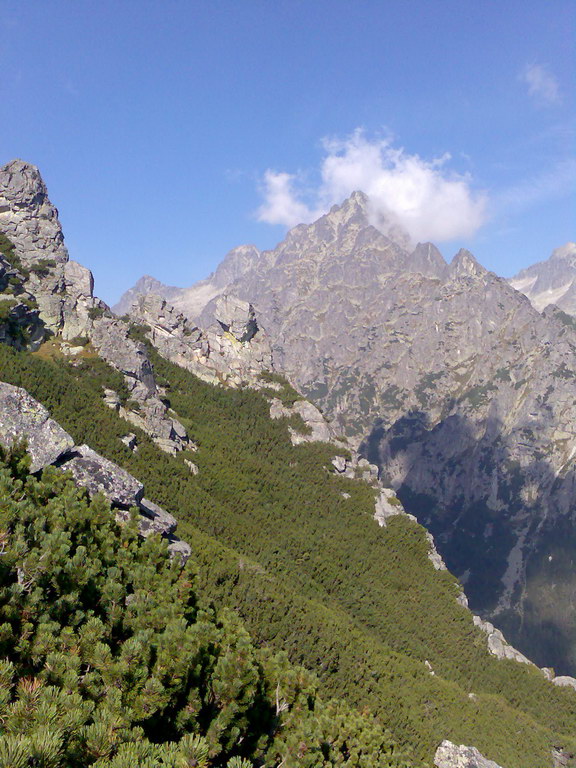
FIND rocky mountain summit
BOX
[510,242,576,315]
[120,191,576,674]
[112,274,182,317]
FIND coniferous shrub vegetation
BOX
[0,443,412,767]
[0,340,575,766]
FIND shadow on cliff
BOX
[360,409,576,676]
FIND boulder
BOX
[331,455,348,473]
[120,433,138,451]
[552,675,576,691]
[59,444,144,508]
[434,740,503,768]
[167,536,192,564]
[138,497,177,536]
[103,388,121,410]
[0,383,74,472]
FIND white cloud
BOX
[256,170,313,229]
[521,63,560,106]
[256,130,488,243]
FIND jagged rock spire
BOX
[0,159,68,264]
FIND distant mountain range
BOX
[510,242,576,314]
[116,193,576,675]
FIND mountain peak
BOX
[405,242,447,278]
[449,248,486,278]
[321,191,412,251]
[323,190,370,229]
[551,242,576,263]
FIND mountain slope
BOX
[127,193,576,675]
[2,160,576,767]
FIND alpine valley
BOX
[0,158,575,768]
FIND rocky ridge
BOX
[120,191,576,674]
[510,242,576,315]
[0,160,189,456]
[0,382,190,561]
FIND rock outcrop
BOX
[129,292,273,388]
[471,615,533,666]
[0,381,190,561]
[434,740,503,768]
[89,315,189,454]
[269,396,337,445]
[0,159,106,337]
[0,382,75,472]
[112,274,182,317]
[0,159,68,265]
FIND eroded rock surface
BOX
[434,740,503,768]
[59,444,144,508]
[130,292,273,388]
[0,382,74,472]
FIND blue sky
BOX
[0,0,574,304]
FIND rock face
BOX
[0,159,68,265]
[0,381,190,561]
[129,292,273,387]
[125,191,576,674]
[510,242,576,314]
[434,740,503,768]
[0,159,106,337]
[0,382,75,472]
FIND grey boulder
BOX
[59,444,144,508]
[138,497,177,536]
[0,382,74,472]
[434,740,503,768]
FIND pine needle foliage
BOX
[0,445,412,767]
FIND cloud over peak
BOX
[256,130,488,243]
